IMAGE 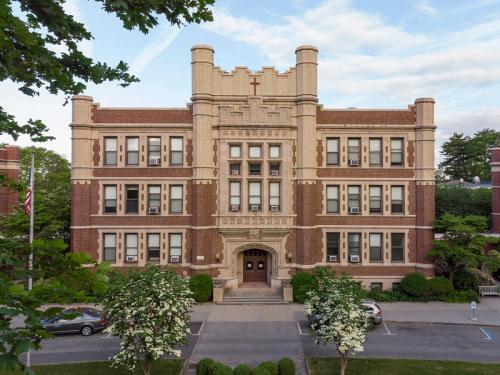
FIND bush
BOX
[444,289,480,303]
[252,367,270,375]
[190,274,213,302]
[259,362,278,375]
[401,272,430,297]
[428,277,454,296]
[453,269,478,291]
[277,357,295,375]
[234,364,252,375]
[196,358,215,375]
[291,272,317,303]
[211,362,233,375]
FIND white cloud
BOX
[414,0,438,16]
[130,25,181,76]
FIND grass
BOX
[3,359,184,375]
[309,357,500,375]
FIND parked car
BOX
[41,307,107,336]
[308,299,382,326]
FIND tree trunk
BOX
[339,353,348,375]
[140,361,152,375]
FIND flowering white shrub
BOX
[305,271,370,375]
[103,266,195,375]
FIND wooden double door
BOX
[243,249,268,283]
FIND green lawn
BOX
[4,359,184,375]
[309,357,500,375]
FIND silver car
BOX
[41,307,107,336]
[363,299,383,324]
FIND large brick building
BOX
[70,45,436,290]
[0,145,20,215]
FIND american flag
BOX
[24,158,33,215]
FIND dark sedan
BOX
[41,307,107,336]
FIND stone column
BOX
[0,145,20,214]
[414,98,436,268]
[492,148,500,233]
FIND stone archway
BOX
[232,243,278,286]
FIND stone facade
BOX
[0,145,20,214]
[492,147,500,233]
[70,45,436,290]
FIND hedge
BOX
[428,276,454,296]
[190,274,213,302]
[234,364,252,375]
[291,272,317,303]
[252,367,270,375]
[196,358,215,375]
[211,362,232,375]
[277,358,295,375]
[259,362,278,375]
[400,273,430,297]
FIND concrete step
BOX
[218,300,289,305]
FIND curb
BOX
[384,320,500,327]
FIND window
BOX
[230,144,241,158]
[103,233,116,262]
[348,138,361,166]
[369,186,382,214]
[391,233,405,262]
[326,232,340,262]
[249,181,261,210]
[269,145,281,158]
[169,185,183,213]
[371,282,383,291]
[391,138,404,166]
[148,185,161,212]
[229,163,240,175]
[169,233,182,260]
[125,234,138,262]
[148,137,161,164]
[147,233,160,261]
[104,137,117,165]
[326,185,339,213]
[125,185,139,213]
[392,282,401,291]
[348,233,361,262]
[391,186,404,214]
[269,182,280,210]
[326,138,339,165]
[369,233,382,262]
[249,162,261,175]
[170,137,183,165]
[369,138,382,166]
[269,162,280,176]
[230,181,241,210]
[249,145,261,158]
[126,137,139,165]
[348,186,361,213]
[104,185,117,213]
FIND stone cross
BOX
[250,76,260,96]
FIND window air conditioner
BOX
[350,255,360,263]
[328,255,338,262]
[230,204,240,212]
[271,169,279,176]
[148,207,160,214]
[251,204,260,211]
[349,206,360,214]
[126,256,137,263]
[170,255,180,263]
[348,159,359,166]
[270,205,279,212]
[230,169,240,175]
[149,158,161,165]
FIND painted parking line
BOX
[192,321,205,336]
[383,322,396,336]
[297,321,307,336]
[100,332,113,339]
[479,327,493,341]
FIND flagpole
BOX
[26,152,34,371]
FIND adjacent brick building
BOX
[0,145,20,214]
[492,147,500,233]
[70,45,436,290]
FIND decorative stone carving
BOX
[219,97,292,126]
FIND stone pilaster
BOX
[492,148,500,233]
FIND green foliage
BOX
[190,274,213,302]
[259,362,278,375]
[210,362,232,375]
[291,272,317,303]
[427,277,454,296]
[277,358,295,375]
[251,367,270,375]
[435,185,491,225]
[400,273,430,297]
[366,288,479,303]
[0,147,71,241]
[234,364,252,375]
[196,358,214,375]
[439,129,500,181]
[0,1,214,142]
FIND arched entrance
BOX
[232,243,278,286]
[243,249,268,282]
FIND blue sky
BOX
[1,0,500,161]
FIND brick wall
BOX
[0,146,20,214]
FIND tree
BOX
[439,129,500,181]
[1,0,214,142]
[0,147,71,241]
[435,185,491,225]
[103,266,195,375]
[429,214,500,286]
[305,272,370,375]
